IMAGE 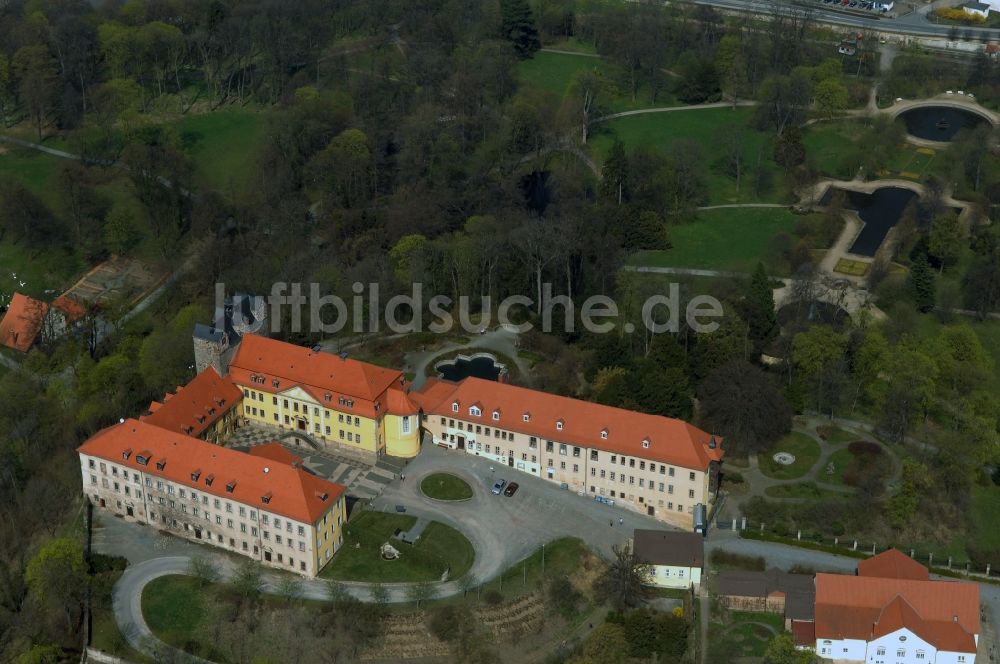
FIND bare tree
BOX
[594,543,652,611]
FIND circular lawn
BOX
[420,472,474,501]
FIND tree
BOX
[369,582,390,607]
[740,263,778,351]
[793,326,848,413]
[275,575,302,603]
[500,0,541,59]
[908,253,936,313]
[566,68,611,144]
[698,361,792,456]
[595,544,651,611]
[231,562,264,602]
[582,623,629,664]
[325,579,350,604]
[774,125,806,169]
[813,78,848,118]
[763,633,813,664]
[928,213,963,271]
[103,202,143,255]
[963,252,1000,319]
[406,581,435,608]
[601,140,629,204]
[307,128,374,209]
[188,557,220,587]
[25,538,89,631]
[12,45,58,140]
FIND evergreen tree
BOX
[909,253,936,313]
[500,0,541,59]
[601,140,629,203]
[739,263,777,350]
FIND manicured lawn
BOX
[420,472,474,500]
[758,432,822,480]
[176,109,268,195]
[321,511,474,582]
[629,207,798,275]
[834,258,869,276]
[707,610,783,660]
[802,121,865,179]
[142,575,208,650]
[589,107,781,204]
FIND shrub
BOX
[708,550,765,571]
[427,605,472,642]
[724,470,745,485]
[88,553,127,574]
[548,576,583,619]
[483,590,504,606]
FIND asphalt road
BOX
[104,443,1000,661]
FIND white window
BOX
[469,406,480,417]
[642,439,650,449]
[492,410,500,421]
[402,416,412,434]
[523,413,530,422]
[556,420,563,430]
[452,402,458,412]
[600,430,608,439]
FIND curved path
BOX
[595,100,756,124]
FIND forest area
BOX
[0,0,999,661]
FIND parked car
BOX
[491,479,507,495]
[503,482,519,497]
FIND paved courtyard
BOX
[227,424,397,500]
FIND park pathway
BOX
[595,99,757,124]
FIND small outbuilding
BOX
[632,529,704,590]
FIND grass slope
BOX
[177,109,268,195]
[629,207,797,274]
[321,511,474,582]
[588,107,780,205]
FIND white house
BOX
[963,1,990,18]
[813,550,979,663]
[632,529,704,590]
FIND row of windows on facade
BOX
[457,404,631,444]
[245,405,365,443]
[244,381,360,411]
[89,458,311,533]
[818,642,941,660]
[243,389,364,425]
[597,487,689,512]
[452,435,695,481]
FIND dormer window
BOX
[523,412,531,422]
[601,429,609,440]
[452,402,459,412]
[261,492,272,504]
[272,379,280,388]
[191,469,201,482]
[122,448,132,461]
[316,491,329,501]
[197,415,207,423]
[556,419,564,431]
[156,459,167,470]
[136,453,150,466]
[205,474,215,487]
[492,410,500,421]
[324,393,332,402]
[225,481,236,493]
[470,406,481,417]
[642,438,650,449]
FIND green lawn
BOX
[176,109,268,195]
[420,472,474,500]
[629,207,798,275]
[815,425,857,445]
[321,511,474,582]
[707,610,783,660]
[0,146,63,195]
[824,448,854,486]
[0,241,83,297]
[758,432,822,480]
[971,484,1000,553]
[588,107,781,205]
[802,121,865,179]
[142,575,210,653]
[764,481,844,500]
[518,51,676,112]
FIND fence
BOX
[717,516,999,582]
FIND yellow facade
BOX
[384,413,419,458]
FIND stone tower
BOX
[193,293,267,375]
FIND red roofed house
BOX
[0,293,49,352]
[228,334,421,460]
[414,376,724,529]
[814,550,979,662]
[78,419,347,577]
[141,367,243,443]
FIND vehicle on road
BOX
[491,479,507,495]
[503,482,519,497]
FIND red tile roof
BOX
[77,419,346,524]
[417,377,724,470]
[814,573,979,653]
[791,620,816,647]
[52,294,88,323]
[857,548,929,581]
[248,442,304,468]
[410,377,460,411]
[141,367,242,438]
[228,335,413,418]
[0,293,48,352]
